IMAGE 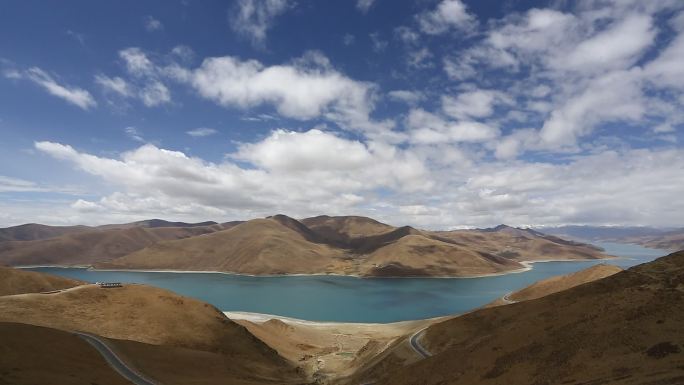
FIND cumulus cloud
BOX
[184,51,390,133]
[407,109,499,144]
[8,67,96,109]
[417,0,476,35]
[33,130,430,221]
[388,90,424,105]
[230,0,291,47]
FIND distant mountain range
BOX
[539,225,684,250]
[0,215,609,277]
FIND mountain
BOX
[97,217,346,274]
[433,224,607,262]
[0,223,90,242]
[542,225,684,251]
[98,216,535,277]
[486,263,623,307]
[0,275,304,384]
[300,215,396,246]
[97,218,220,230]
[1,216,613,277]
[0,225,221,266]
[356,251,684,385]
[0,266,85,296]
[539,225,675,241]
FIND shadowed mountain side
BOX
[485,263,623,307]
[97,217,347,275]
[0,225,221,266]
[300,215,396,246]
[358,251,684,385]
[0,322,131,385]
[0,266,85,296]
[99,216,530,277]
[363,235,525,277]
[0,283,288,365]
[0,223,90,242]
[434,224,608,262]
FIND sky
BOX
[1,0,683,229]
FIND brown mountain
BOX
[0,223,90,242]
[98,215,535,277]
[0,225,221,266]
[0,277,304,384]
[1,216,612,277]
[485,263,623,307]
[355,250,684,385]
[0,266,85,296]
[434,224,607,262]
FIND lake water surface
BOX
[26,242,666,323]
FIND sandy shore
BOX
[224,310,438,382]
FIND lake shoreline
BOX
[15,256,622,279]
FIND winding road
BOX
[409,327,432,358]
[75,331,157,385]
[502,292,518,304]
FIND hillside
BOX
[0,225,220,266]
[0,281,304,384]
[485,263,623,307]
[0,322,130,385]
[0,223,90,242]
[0,266,84,296]
[99,216,534,277]
[355,251,684,385]
[433,224,608,262]
[1,216,614,277]
[98,217,347,274]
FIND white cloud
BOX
[417,0,476,35]
[552,14,655,72]
[540,69,645,147]
[356,0,376,14]
[185,51,390,133]
[370,32,388,53]
[119,47,155,77]
[94,75,132,97]
[12,67,97,110]
[186,127,219,137]
[33,131,430,221]
[140,80,171,107]
[342,33,355,46]
[407,109,500,144]
[388,90,424,105]
[144,16,164,32]
[442,89,510,119]
[124,127,145,143]
[230,0,291,47]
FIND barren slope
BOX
[0,266,84,296]
[433,224,608,262]
[0,282,305,383]
[0,322,130,385]
[486,263,623,307]
[363,234,525,277]
[0,225,219,266]
[358,251,684,385]
[99,217,346,274]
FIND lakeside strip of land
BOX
[15,256,621,279]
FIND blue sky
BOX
[1,0,683,228]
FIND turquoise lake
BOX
[25,242,667,323]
